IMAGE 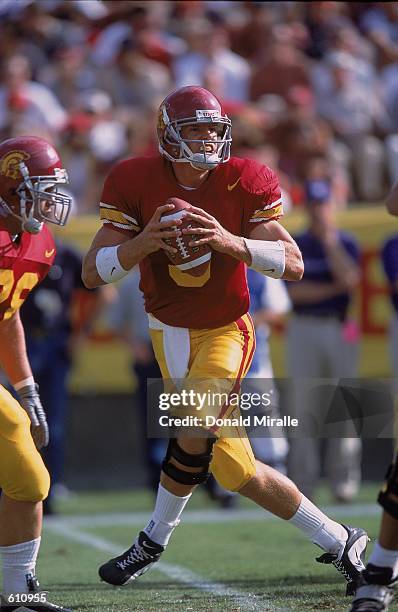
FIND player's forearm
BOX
[82,249,109,288]
[82,234,149,289]
[0,312,32,385]
[287,281,345,304]
[245,238,304,281]
[281,241,304,281]
[116,233,152,271]
[247,222,303,280]
[221,233,251,264]
[386,182,398,217]
[222,235,303,281]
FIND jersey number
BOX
[0,270,39,320]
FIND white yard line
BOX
[44,502,379,529]
[46,521,284,612]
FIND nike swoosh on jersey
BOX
[45,248,55,258]
[227,177,241,191]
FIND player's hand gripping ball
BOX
[161,197,211,276]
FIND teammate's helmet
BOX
[157,86,232,171]
[0,136,71,234]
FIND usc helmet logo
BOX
[157,106,166,130]
[0,150,30,179]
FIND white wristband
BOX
[96,246,128,283]
[14,376,35,391]
[243,238,285,278]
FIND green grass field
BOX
[9,485,383,612]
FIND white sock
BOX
[289,495,348,555]
[368,541,398,578]
[143,484,192,546]
[0,537,41,595]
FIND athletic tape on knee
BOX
[162,438,215,486]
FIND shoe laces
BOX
[316,550,357,595]
[116,542,154,571]
[26,573,41,592]
[316,552,353,583]
[333,556,353,583]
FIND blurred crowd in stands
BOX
[1,0,398,214]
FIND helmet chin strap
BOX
[0,195,42,234]
[189,153,219,171]
[181,137,220,170]
[21,215,42,234]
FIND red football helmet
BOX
[157,86,232,170]
[0,136,71,234]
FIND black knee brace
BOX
[162,437,216,486]
[378,455,398,519]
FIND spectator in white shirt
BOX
[315,52,387,201]
[173,18,251,103]
[0,54,66,137]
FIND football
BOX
[161,197,211,276]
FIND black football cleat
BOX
[316,524,369,596]
[98,531,164,586]
[0,574,73,611]
[349,564,396,611]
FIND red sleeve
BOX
[241,162,283,238]
[99,160,141,236]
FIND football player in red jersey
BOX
[0,136,73,611]
[83,86,368,595]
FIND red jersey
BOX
[99,155,283,328]
[0,224,55,322]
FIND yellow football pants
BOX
[149,313,257,491]
[0,384,50,502]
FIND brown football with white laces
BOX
[161,197,211,276]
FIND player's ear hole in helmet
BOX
[157,86,232,171]
[0,136,71,234]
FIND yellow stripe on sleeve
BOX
[249,203,283,222]
[100,206,141,231]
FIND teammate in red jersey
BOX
[83,86,368,594]
[0,136,73,611]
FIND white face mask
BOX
[159,108,232,170]
[0,163,72,234]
